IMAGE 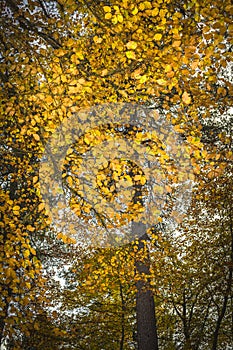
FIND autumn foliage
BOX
[0,0,232,349]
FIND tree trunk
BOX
[212,221,233,350]
[132,222,159,350]
[119,283,125,350]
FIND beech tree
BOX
[1,0,233,349]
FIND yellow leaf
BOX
[44,95,53,104]
[173,40,181,48]
[174,125,183,133]
[101,69,108,76]
[139,3,145,11]
[57,233,63,240]
[6,268,12,278]
[139,75,147,83]
[182,91,191,104]
[76,51,84,60]
[154,33,162,41]
[62,235,69,243]
[126,51,136,59]
[78,78,86,84]
[164,64,172,73]
[201,150,208,158]
[140,176,147,185]
[151,7,159,16]
[23,250,30,258]
[93,36,103,44]
[103,6,111,12]
[84,86,92,93]
[38,202,45,212]
[30,248,36,255]
[84,135,91,144]
[25,282,31,289]
[117,14,124,23]
[165,185,173,193]
[33,133,40,141]
[126,41,137,50]
[105,12,112,19]
[132,7,138,15]
[27,225,35,232]
[13,205,20,211]
[143,1,152,9]
[66,38,75,47]
[68,85,81,94]
[134,175,142,181]
[157,79,167,86]
[83,206,91,213]
[56,49,66,57]
[33,176,38,184]
[67,176,73,186]
[111,15,118,24]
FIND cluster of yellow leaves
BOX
[0,190,45,337]
[63,122,189,230]
[76,227,174,297]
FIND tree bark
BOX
[211,268,232,350]
[119,283,125,350]
[132,222,159,350]
[212,219,233,350]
